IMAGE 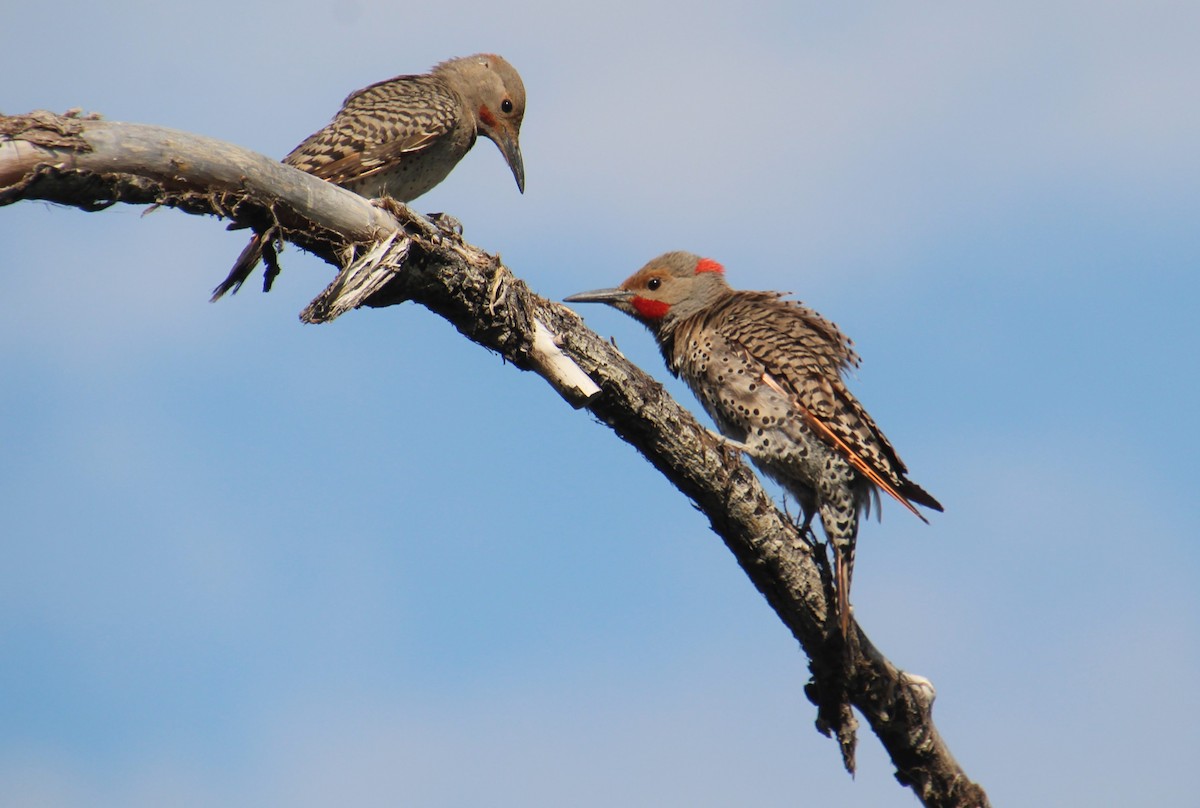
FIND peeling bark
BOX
[0,111,990,808]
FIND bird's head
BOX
[565,251,731,334]
[438,53,526,193]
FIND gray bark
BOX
[0,110,990,808]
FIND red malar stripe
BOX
[632,297,671,319]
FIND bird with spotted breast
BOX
[565,252,942,637]
[211,53,526,301]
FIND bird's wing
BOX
[721,297,941,515]
[283,75,460,186]
[757,372,929,520]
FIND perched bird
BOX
[565,252,942,636]
[212,53,526,301]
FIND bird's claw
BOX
[707,429,749,453]
[427,212,464,237]
[370,196,409,220]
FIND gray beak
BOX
[492,130,525,194]
[563,288,631,305]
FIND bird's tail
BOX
[210,232,267,302]
[900,479,943,515]
[835,539,854,639]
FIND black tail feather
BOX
[210,232,266,302]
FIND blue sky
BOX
[2,2,1197,805]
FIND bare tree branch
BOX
[0,110,989,808]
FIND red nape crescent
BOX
[695,258,724,274]
[631,297,671,319]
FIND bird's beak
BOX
[563,287,632,305]
[491,128,525,194]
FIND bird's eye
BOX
[647,277,662,291]
[501,99,514,113]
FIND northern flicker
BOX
[211,53,526,301]
[565,252,942,636]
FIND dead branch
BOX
[0,110,989,808]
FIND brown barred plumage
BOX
[212,54,525,300]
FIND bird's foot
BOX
[370,196,409,220]
[427,212,464,237]
[706,429,749,453]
